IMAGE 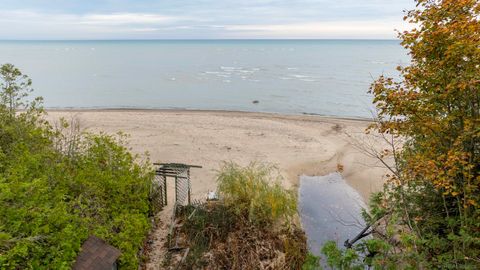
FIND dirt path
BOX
[45,109,388,268]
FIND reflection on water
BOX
[298,173,366,255]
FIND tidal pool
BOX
[298,173,367,255]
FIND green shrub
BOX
[166,164,306,269]
[178,204,236,268]
[321,241,365,270]
[175,202,307,270]
[301,252,321,270]
[216,162,297,225]
[0,64,154,269]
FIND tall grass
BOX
[216,162,297,225]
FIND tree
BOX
[0,64,154,269]
[0,64,42,119]
[323,0,480,268]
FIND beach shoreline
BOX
[45,107,373,122]
[45,109,386,200]
[45,108,388,268]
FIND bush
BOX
[323,0,480,268]
[174,202,307,270]
[0,64,154,269]
[216,162,297,225]
[301,253,321,270]
[163,163,307,269]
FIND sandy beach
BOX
[46,109,388,268]
[46,109,387,201]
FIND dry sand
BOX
[45,109,389,268]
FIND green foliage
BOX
[322,241,363,270]
[167,163,306,269]
[323,0,480,268]
[0,64,154,269]
[216,162,297,225]
[179,204,237,268]
[301,252,321,270]
[175,202,307,270]
[0,63,42,119]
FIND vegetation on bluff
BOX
[0,64,311,269]
[323,0,480,269]
[0,63,154,269]
[162,163,310,270]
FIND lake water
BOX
[298,173,366,255]
[0,40,408,118]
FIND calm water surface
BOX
[0,40,408,117]
[299,173,366,255]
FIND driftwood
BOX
[344,224,373,248]
[175,248,190,270]
[343,212,390,249]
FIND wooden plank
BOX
[155,169,185,174]
[155,173,188,179]
[154,162,203,169]
[175,248,190,270]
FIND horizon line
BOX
[0,38,401,41]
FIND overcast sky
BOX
[0,0,415,40]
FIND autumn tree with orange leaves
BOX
[322,0,480,269]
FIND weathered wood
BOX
[344,224,372,248]
[154,163,201,210]
[163,176,167,206]
[175,248,190,270]
[187,169,191,205]
[157,173,188,179]
[154,162,202,169]
[343,212,390,248]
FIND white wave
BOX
[220,66,238,70]
[238,70,254,74]
[290,74,311,79]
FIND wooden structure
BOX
[154,163,202,251]
[153,163,202,208]
[73,235,121,270]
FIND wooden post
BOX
[175,176,178,205]
[163,175,167,206]
[187,169,191,205]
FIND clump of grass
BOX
[179,204,236,268]
[175,202,307,270]
[216,162,297,225]
[163,163,307,269]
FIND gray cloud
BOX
[0,1,415,39]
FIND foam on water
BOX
[0,40,408,117]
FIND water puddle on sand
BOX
[299,173,367,255]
